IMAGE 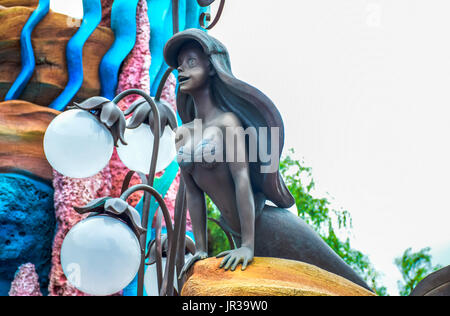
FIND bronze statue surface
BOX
[147,28,373,291]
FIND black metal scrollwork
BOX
[198,0,225,30]
[197,0,215,7]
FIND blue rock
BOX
[0,173,56,296]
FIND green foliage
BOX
[395,247,442,296]
[206,196,230,256]
[280,149,387,296]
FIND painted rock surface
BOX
[0,100,59,181]
[0,0,37,8]
[182,257,376,296]
[0,173,55,296]
[0,6,114,106]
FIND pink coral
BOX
[9,263,43,296]
[47,0,188,297]
[116,0,151,107]
[109,0,191,229]
[100,0,114,28]
[47,0,117,296]
[48,168,112,296]
[108,0,151,209]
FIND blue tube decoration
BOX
[147,0,208,96]
[124,0,207,296]
[186,0,208,29]
[147,0,174,97]
[49,0,102,111]
[99,0,140,100]
[4,0,50,101]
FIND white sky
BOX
[51,0,450,295]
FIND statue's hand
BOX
[72,97,126,147]
[124,98,177,135]
[217,246,254,271]
[179,251,208,280]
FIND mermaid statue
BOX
[120,28,371,291]
[136,28,370,291]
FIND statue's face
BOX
[177,42,212,94]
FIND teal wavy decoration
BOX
[147,0,208,96]
[49,0,102,111]
[99,0,140,100]
[134,160,180,226]
[4,0,50,101]
[186,0,208,29]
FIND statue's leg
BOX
[254,206,372,292]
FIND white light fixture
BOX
[60,215,141,296]
[117,123,176,174]
[44,109,114,178]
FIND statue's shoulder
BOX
[217,111,242,128]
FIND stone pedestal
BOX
[182,257,375,296]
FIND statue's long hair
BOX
[164,29,294,210]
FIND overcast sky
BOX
[51,0,450,295]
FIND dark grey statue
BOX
[136,28,372,291]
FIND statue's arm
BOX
[216,121,255,271]
[178,170,209,279]
[228,160,255,252]
[182,170,208,254]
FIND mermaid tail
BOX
[249,206,372,292]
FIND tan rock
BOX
[0,0,37,8]
[0,100,60,181]
[0,7,114,107]
[181,257,376,296]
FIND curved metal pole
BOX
[114,90,161,296]
[113,89,160,183]
[155,67,175,102]
[121,184,175,296]
[172,0,180,35]
[120,170,148,195]
[160,180,185,296]
[199,0,225,30]
[120,184,173,237]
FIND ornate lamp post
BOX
[43,0,225,296]
[45,88,185,296]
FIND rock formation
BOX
[0,6,114,106]
[8,263,42,296]
[0,100,59,181]
[182,257,376,296]
[0,173,55,295]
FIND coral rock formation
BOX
[9,263,43,296]
[0,174,55,296]
[47,169,112,296]
[0,100,59,181]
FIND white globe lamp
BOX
[44,109,114,178]
[60,215,141,296]
[117,124,176,174]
